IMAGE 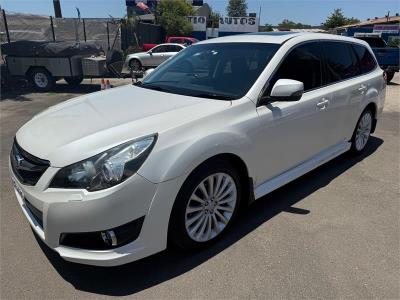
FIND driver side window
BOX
[152,45,166,53]
[271,42,323,92]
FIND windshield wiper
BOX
[138,83,172,92]
[190,93,235,100]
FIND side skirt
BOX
[254,141,351,200]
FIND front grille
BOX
[10,139,50,186]
[25,199,44,228]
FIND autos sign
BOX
[219,16,259,32]
[188,16,207,31]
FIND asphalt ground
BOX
[1,76,399,299]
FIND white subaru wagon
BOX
[10,33,386,266]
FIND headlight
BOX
[50,134,157,191]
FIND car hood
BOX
[16,85,231,167]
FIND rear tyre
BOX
[29,68,54,92]
[350,109,373,154]
[169,159,242,250]
[386,71,394,83]
[129,59,142,71]
[64,76,83,86]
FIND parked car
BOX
[10,33,385,266]
[354,33,399,82]
[123,43,186,73]
[142,36,198,51]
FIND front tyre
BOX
[169,160,241,250]
[350,109,373,153]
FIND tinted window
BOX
[352,44,377,74]
[323,42,359,83]
[272,42,322,91]
[142,43,280,100]
[166,45,183,52]
[169,38,183,44]
[152,45,167,53]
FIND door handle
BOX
[316,98,329,109]
[316,101,326,109]
[358,84,367,94]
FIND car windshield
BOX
[140,42,280,100]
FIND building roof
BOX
[337,15,400,29]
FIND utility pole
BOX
[53,0,62,18]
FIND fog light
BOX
[60,216,145,250]
[101,230,117,246]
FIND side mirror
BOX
[267,79,304,102]
[259,79,304,104]
[148,50,153,55]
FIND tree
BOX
[278,19,312,30]
[323,8,360,29]
[156,0,195,35]
[209,11,220,28]
[227,0,247,17]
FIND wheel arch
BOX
[128,57,143,66]
[175,152,254,209]
[26,66,52,77]
[197,153,254,206]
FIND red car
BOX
[143,36,198,51]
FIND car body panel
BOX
[16,84,231,167]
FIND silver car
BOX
[123,43,186,72]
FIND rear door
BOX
[321,41,365,142]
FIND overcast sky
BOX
[1,0,399,25]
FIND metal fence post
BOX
[50,16,56,41]
[106,21,110,51]
[82,18,87,42]
[2,9,10,43]
[107,21,110,51]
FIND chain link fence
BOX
[0,11,120,52]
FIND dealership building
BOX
[336,14,400,43]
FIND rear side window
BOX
[352,44,377,74]
[322,42,360,83]
[152,45,167,53]
[166,45,183,52]
[272,42,323,91]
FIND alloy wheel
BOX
[355,111,372,151]
[184,173,237,242]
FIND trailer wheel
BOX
[30,68,54,92]
[64,76,84,86]
[386,72,395,83]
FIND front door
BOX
[253,42,335,185]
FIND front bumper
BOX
[10,163,183,266]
